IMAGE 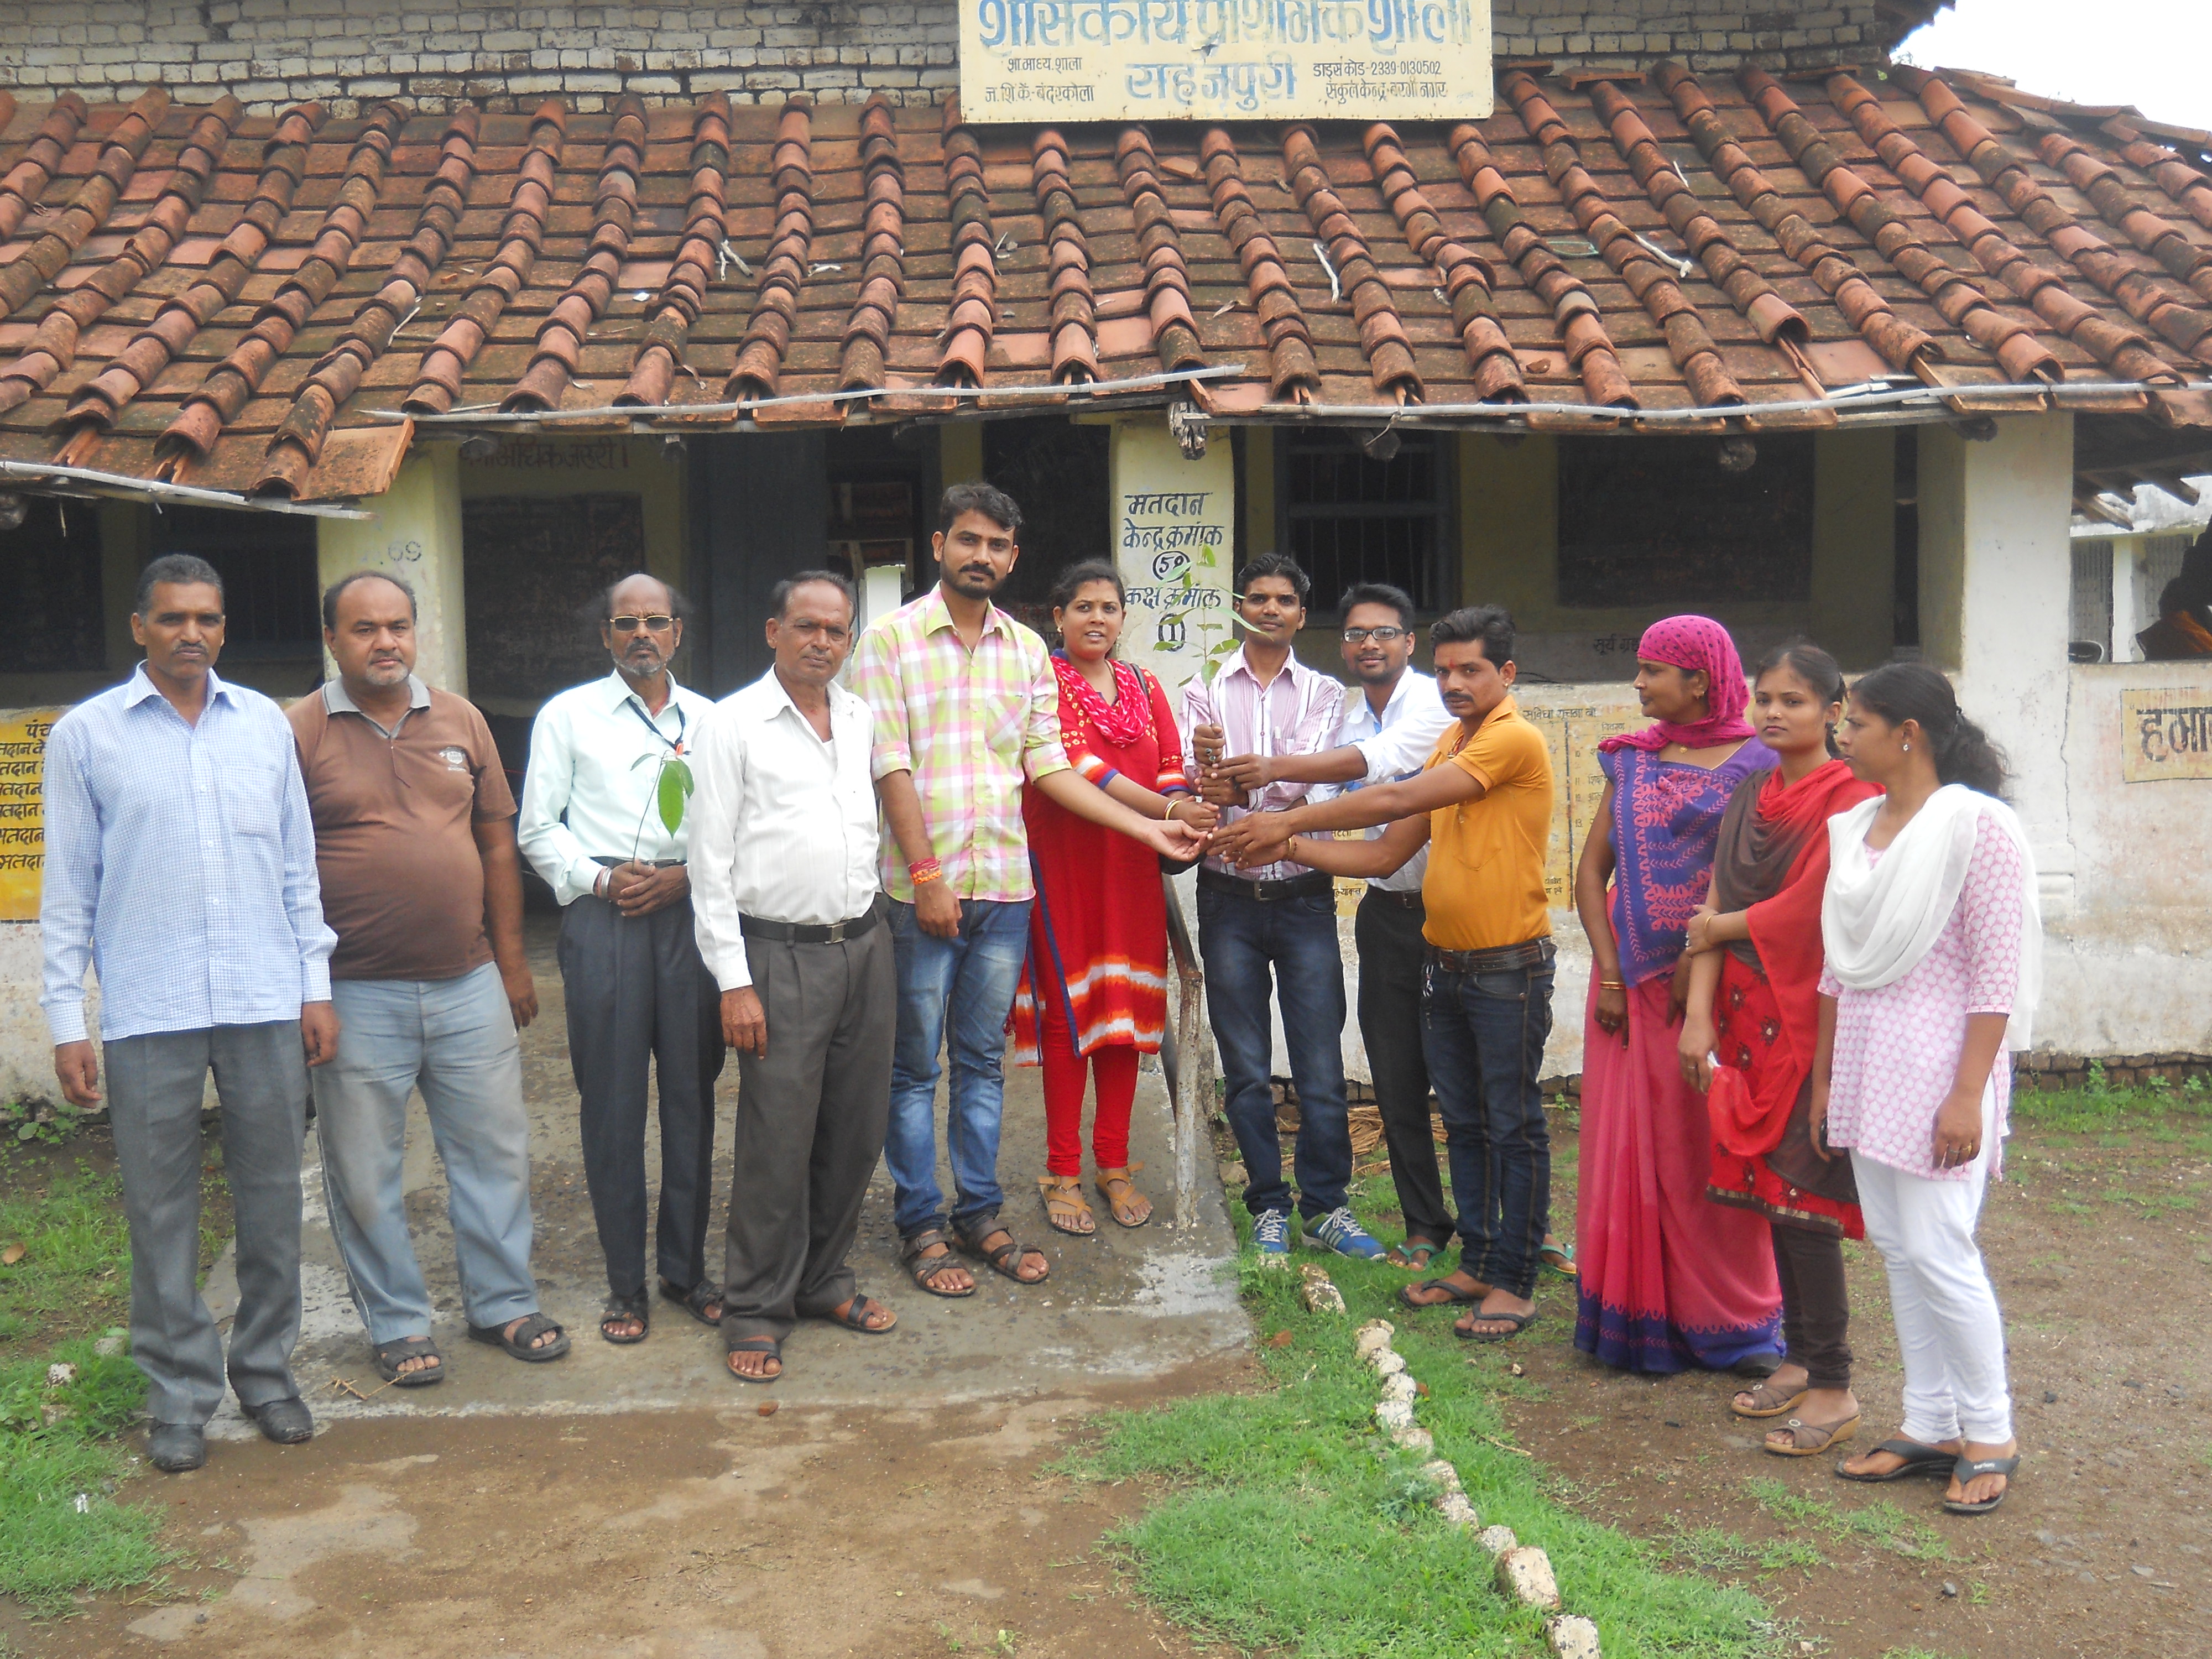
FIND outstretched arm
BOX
[1032,769,1205,858]
[1275,816,1430,879]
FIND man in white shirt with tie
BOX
[518,572,723,1347]
[1213,582,1455,1266]
[688,572,896,1384]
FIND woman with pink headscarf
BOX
[1571,617,1784,1373]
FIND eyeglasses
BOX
[609,614,675,634]
[1342,625,1408,644]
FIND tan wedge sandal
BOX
[1039,1174,1095,1236]
[1094,1164,1154,1228]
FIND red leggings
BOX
[1039,988,1139,1177]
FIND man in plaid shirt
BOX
[851,483,1203,1298]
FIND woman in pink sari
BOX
[1572,617,1782,1373]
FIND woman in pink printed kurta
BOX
[1817,662,2039,1517]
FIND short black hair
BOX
[321,570,416,633]
[1430,604,1515,665]
[1338,582,1415,629]
[1234,552,1310,602]
[770,569,855,619]
[134,552,223,616]
[593,572,693,624]
[939,481,1022,536]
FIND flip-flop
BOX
[1942,1454,2020,1515]
[818,1293,898,1335]
[725,1337,782,1385]
[1387,1239,1448,1270]
[372,1335,444,1387]
[1454,1308,1539,1343]
[467,1311,570,1363]
[1835,1438,1959,1483]
[1538,1239,1578,1279]
[1731,1379,1810,1420]
[1400,1277,1485,1310]
[1762,1413,1860,1457]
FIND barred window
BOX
[152,506,320,655]
[1279,429,1448,611]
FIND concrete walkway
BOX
[204,916,1246,1434]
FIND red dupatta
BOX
[1704,760,1880,1155]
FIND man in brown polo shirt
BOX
[290,571,568,1385]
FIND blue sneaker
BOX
[1304,1207,1386,1260]
[1251,1209,1292,1255]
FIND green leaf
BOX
[656,757,693,836]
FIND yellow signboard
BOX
[0,709,58,922]
[961,0,1494,123]
[2121,686,2212,782]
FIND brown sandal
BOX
[1731,1379,1809,1420]
[1763,1413,1861,1457]
[900,1228,975,1298]
[1039,1175,1095,1236]
[1094,1164,1152,1229]
[957,1222,1050,1285]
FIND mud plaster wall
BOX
[0,1,1905,114]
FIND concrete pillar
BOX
[315,445,468,696]
[1917,412,2077,917]
[2110,534,2143,662]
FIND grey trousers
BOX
[102,1021,307,1426]
[557,890,725,1301]
[722,921,896,1343]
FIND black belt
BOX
[592,855,685,868]
[740,906,881,946]
[1197,868,1333,902]
[1361,886,1425,911]
[1426,936,1555,975]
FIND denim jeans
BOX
[885,897,1032,1239]
[1421,946,1554,1298]
[314,962,540,1342]
[1197,884,1350,1220]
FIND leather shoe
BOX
[242,1395,315,1446]
[148,1422,207,1473]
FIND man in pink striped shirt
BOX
[1182,555,1383,1262]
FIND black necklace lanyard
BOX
[627,695,685,755]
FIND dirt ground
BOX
[1486,1104,2212,1659]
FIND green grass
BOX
[0,1168,178,1614]
[2011,1067,2211,1135]
[1057,1251,1780,1658]
[1744,1477,1952,1563]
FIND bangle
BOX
[909,857,944,888]
[1599,978,1624,990]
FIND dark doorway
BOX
[983,418,1110,637]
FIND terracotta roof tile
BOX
[1,69,2207,500]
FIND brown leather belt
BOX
[1197,868,1334,902]
[1425,936,1556,975]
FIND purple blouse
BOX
[1600,737,1776,987]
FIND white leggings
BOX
[1850,1149,2014,1447]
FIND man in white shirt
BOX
[1213,583,1454,1266]
[518,572,724,1347]
[687,572,897,1384]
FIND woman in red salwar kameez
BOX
[1013,562,1215,1235]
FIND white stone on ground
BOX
[1496,1545,1562,1610]
[1374,1397,1415,1432]
[1546,1614,1603,1659]
[1477,1524,1518,1556]
[1297,1262,1346,1313]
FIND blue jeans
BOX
[314,963,540,1342]
[885,897,1032,1239]
[1197,883,1350,1220]
[1421,946,1555,1299]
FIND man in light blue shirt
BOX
[42,553,338,1474]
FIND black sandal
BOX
[820,1293,898,1334]
[467,1312,571,1363]
[660,1278,726,1328]
[372,1335,444,1387]
[1943,1454,2020,1515]
[958,1222,1049,1285]
[1400,1277,1485,1310]
[1835,1437,1957,1483]
[901,1229,975,1298]
[1454,1308,1539,1343]
[600,1291,650,1345]
[725,1337,782,1384]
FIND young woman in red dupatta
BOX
[1679,642,1879,1457]
[1012,562,1217,1236]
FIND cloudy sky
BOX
[1895,0,2211,131]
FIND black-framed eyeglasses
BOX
[1342,625,1408,644]
[610,614,676,634]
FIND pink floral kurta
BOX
[1819,809,2026,1181]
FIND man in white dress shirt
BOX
[518,572,724,1345]
[1214,583,1455,1265]
[688,572,896,1384]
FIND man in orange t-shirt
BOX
[1213,606,1556,1344]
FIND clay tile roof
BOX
[1,69,2207,503]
